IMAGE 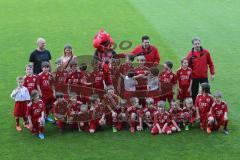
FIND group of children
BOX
[10,54,229,139]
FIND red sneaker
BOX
[24,124,30,129]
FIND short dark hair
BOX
[201,82,210,94]
[165,60,173,69]
[142,35,150,42]
[41,61,50,68]
[150,67,159,76]
[127,70,135,78]
[79,63,87,71]
[56,92,64,99]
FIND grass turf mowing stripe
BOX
[129,0,240,124]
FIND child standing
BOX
[118,54,134,96]
[123,70,144,104]
[53,58,68,95]
[159,61,177,104]
[176,58,192,103]
[23,64,38,95]
[37,61,55,122]
[147,67,161,104]
[195,83,214,131]
[11,76,31,131]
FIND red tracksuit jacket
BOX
[131,45,160,67]
[187,49,215,79]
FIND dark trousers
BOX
[191,78,208,103]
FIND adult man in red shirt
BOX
[186,37,215,102]
[131,35,160,68]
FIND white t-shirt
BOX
[147,76,159,91]
[11,86,30,102]
[124,76,137,91]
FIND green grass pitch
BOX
[0,0,239,159]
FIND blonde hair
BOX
[185,97,193,104]
[16,76,24,82]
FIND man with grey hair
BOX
[186,37,215,102]
[29,38,52,74]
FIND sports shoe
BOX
[38,133,45,140]
[46,117,54,123]
[223,129,229,135]
[207,127,212,134]
[24,124,30,129]
[112,127,117,133]
[16,126,22,132]
[185,125,189,131]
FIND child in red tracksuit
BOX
[134,56,149,105]
[78,104,90,132]
[53,92,69,133]
[103,86,120,132]
[88,94,106,133]
[169,101,183,130]
[182,97,196,131]
[79,63,92,103]
[90,63,105,98]
[176,58,192,103]
[65,61,81,95]
[151,101,171,135]
[110,58,120,92]
[159,61,177,104]
[53,58,68,96]
[23,64,38,95]
[37,61,55,122]
[11,76,31,131]
[195,83,214,131]
[116,99,129,130]
[144,98,157,129]
[207,91,229,135]
[67,92,82,132]
[27,90,46,139]
[127,97,143,133]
